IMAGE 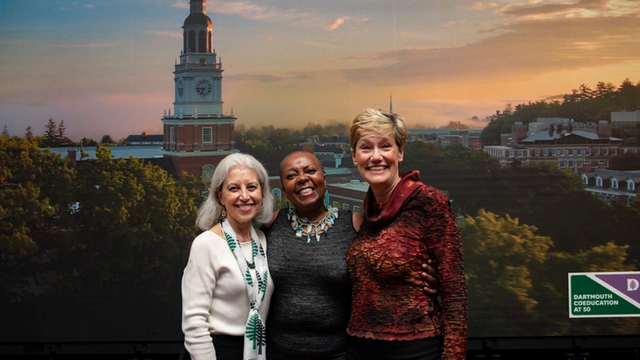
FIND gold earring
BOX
[221,206,227,217]
[400,159,403,164]
[354,161,358,166]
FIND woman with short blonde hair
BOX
[347,108,468,360]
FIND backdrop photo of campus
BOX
[2,0,640,359]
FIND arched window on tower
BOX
[208,31,212,53]
[188,31,196,53]
[183,30,187,53]
[199,30,207,53]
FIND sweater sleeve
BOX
[182,233,217,360]
[424,190,468,360]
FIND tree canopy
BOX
[480,79,640,146]
[403,142,640,264]
[1,139,204,341]
[461,209,639,337]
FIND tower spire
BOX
[190,0,206,15]
[183,0,213,54]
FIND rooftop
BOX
[521,130,622,143]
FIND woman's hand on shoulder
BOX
[352,212,364,232]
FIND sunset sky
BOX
[1,0,639,141]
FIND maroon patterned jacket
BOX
[346,171,468,360]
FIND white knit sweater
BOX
[181,229,274,360]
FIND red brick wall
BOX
[595,123,612,137]
[164,123,235,152]
[168,154,228,178]
[512,124,528,141]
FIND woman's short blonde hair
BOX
[349,108,408,151]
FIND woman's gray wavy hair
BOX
[195,153,274,230]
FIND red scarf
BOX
[363,171,425,228]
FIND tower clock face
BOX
[196,79,212,97]
[177,80,184,98]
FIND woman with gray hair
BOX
[182,153,275,360]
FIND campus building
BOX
[612,111,640,154]
[124,132,163,146]
[582,169,640,206]
[484,119,624,173]
[407,128,483,151]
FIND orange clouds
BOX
[326,17,349,31]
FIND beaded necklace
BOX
[287,205,339,244]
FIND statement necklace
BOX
[287,205,339,244]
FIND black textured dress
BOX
[264,209,357,360]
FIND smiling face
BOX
[280,151,326,220]
[352,133,404,198]
[217,166,262,231]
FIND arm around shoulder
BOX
[352,211,364,232]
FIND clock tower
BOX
[161,0,237,181]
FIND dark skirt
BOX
[211,334,244,360]
[347,336,443,360]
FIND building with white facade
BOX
[582,169,640,206]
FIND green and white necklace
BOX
[287,205,339,244]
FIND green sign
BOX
[568,272,640,318]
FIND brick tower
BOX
[161,0,237,181]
